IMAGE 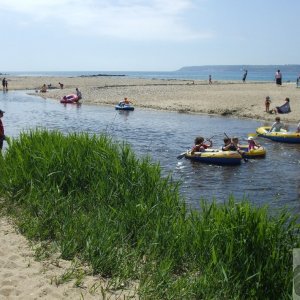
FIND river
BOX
[1,91,300,213]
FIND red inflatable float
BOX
[60,94,79,104]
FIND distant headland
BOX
[177,65,300,72]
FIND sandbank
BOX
[4,75,300,125]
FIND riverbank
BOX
[5,76,300,124]
[0,215,137,299]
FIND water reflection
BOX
[1,91,299,213]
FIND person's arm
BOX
[269,123,275,132]
[191,145,198,154]
[205,139,213,148]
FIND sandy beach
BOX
[4,75,300,125]
[0,215,138,299]
[1,75,300,298]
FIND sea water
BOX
[3,65,300,82]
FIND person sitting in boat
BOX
[76,88,82,100]
[270,116,285,132]
[222,137,241,151]
[191,136,212,154]
[119,97,132,106]
[247,136,260,150]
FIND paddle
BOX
[177,151,187,159]
[176,135,215,160]
[223,132,248,162]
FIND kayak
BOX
[60,94,79,104]
[256,126,300,143]
[239,145,266,158]
[184,149,242,166]
[115,104,134,111]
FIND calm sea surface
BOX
[1,91,300,213]
[4,65,300,82]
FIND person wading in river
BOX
[0,109,6,152]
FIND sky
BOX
[1,0,299,71]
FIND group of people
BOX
[190,116,298,155]
[2,78,8,91]
[191,135,260,154]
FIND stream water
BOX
[1,91,300,213]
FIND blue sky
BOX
[1,0,299,71]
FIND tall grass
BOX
[0,129,299,299]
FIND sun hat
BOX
[247,136,253,141]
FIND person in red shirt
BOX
[191,136,212,154]
[0,109,5,151]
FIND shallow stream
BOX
[1,91,299,213]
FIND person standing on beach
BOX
[209,75,212,84]
[2,78,5,91]
[76,88,82,100]
[5,79,8,91]
[242,70,248,83]
[275,70,282,86]
[0,110,5,152]
[265,96,271,113]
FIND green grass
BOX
[0,129,299,299]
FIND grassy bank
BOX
[0,129,299,299]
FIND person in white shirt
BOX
[270,117,285,132]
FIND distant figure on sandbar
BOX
[275,70,282,86]
[0,109,6,152]
[242,70,248,83]
[40,84,47,93]
[2,78,6,91]
[76,88,82,100]
[59,82,64,89]
[209,75,212,84]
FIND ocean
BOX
[2,65,300,82]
